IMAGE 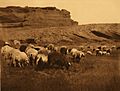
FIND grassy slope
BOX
[1,51,120,91]
[0,24,120,46]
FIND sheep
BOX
[111,45,116,50]
[48,51,71,69]
[60,46,68,55]
[25,47,38,66]
[9,49,29,67]
[102,48,111,56]
[34,46,43,51]
[1,45,14,61]
[35,54,48,65]
[54,46,59,52]
[12,40,21,49]
[96,49,102,56]
[35,53,48,70]
[69,48,85,62]
[70,48,78,56]
[13,40,21,45]
[78,46,84,51]
[46,43,55,51]
[97,46,102,50]
[106,49,111,54]
[102,51,107,55]
[86,51,92,55]
[96,49,111,56]
[117,46,120,50]
[4,42,10,46]
[101,45,107,51]
[19,44,28,52]
[72,50,85,62]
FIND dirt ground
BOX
[1,50,120,91]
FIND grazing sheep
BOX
[46,44,55,51]
[96,49,111,56]
[54,46,59,52]
[9,49,29,67]
[13,40,21,45]
[117,46,120,50]
[35,53,48,70]
[13,40,21,49]
[102,51,107,55]
[78,46,84,51]
[69,48,85,62]
[106,49,111,54]
[60,46,68,55]
[34,46,43,51]
[1,45,13,61]
[111,45,116,50]
[28,44,35,48]
[101,45,107,51]
[35,54,48,65]
[96,49,102,56]
[86,51,92,55]
[70,48,78,56]
[97,46,101,50]
[73,50,85,62]
[19,44,28,52]
[48,51,71,69]
[25,47,38,66]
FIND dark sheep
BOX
[98,46,101,50]
[19,44,28,52]
[60,47,68,55]
[117,46,120,50]
[48,51,71,69]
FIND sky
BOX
[0,0,120,24]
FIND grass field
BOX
[1,50,120,91]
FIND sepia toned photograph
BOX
[0,0,120,91]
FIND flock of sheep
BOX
[1,40,119,70]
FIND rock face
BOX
[0,6,78,28]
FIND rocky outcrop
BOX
[0,6,78,28]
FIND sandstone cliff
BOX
[0,6,78,28]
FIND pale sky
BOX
[0,0,120,24]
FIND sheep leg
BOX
[13,60,17,67]
[18,62,21,67]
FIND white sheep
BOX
[70,48,85,62]
[76,51,85,58]
[35,53,48,65]
[9,49,29,67]
[13,40,21,45]
[1,45,14,60]
[46,44,55,50]
[13,40,21,49]
[25,46,38,65]
[70,48,78,56]
[25,47,38,59]
[96,49,103,56]
[86,50,93,55]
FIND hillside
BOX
[0,23,120,47]
[0,6,120,46]
[0,6,78,28]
